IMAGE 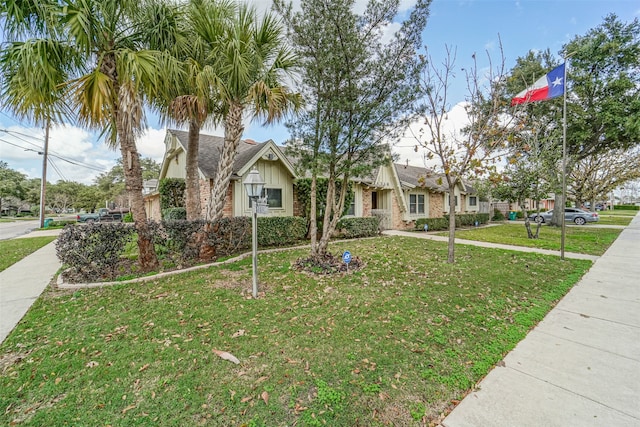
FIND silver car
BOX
[529,208,599,225]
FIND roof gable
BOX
[166,129,294,179]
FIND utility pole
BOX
[38,119,50,228]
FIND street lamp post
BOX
[243,167,265,298]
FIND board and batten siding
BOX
[233,159,294,217]
[164,150,187,179]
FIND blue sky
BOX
[1,0,638,184]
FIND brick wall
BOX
[391,191,408,230]
[362,187,372,217]
[223,184,233,218]
[429,193,444,218]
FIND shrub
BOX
[163,207,187,221]
[415,213,490,231]
[614,205,639,211]
[257,216,307,246]
[56,223,135,282]
[415,217,448,231]
[492,208,505,221]
[336,217,380,238]
[48,220,76,227]
[205,217,252,257]
[161,219,206,262]
[123,212,134,223]
[158,178,185,210]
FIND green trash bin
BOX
[508,211,517,221]
[44,218,53,228]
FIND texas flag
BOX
[511,63,565,106]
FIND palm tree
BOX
[1,0,172,271]
[145,0,234,221]
[204,4,302,223]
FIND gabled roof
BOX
[167,129,295,179]
[394,163,447,192]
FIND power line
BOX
[0,137,40,153]
[47,157,68,182]
[0,136,108,173]
[0,128,109,172]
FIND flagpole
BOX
[560,57,568,260]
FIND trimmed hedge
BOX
[257,216,307,247]
[336,217,380,238]
[163,207,187,220]
[614,205,639,211]
[415,213,490,231]
[56,223,135,282]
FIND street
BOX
[0,220,40,240]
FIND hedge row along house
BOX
[144,130,479,230]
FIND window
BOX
[455,196,458,206]
[249,188,283,208]
[347,195,355,215]
[409,194,425,214]
[469,196,477,207]
[264,188,282,208]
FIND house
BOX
[147,129,297,220]
[351,163,478,230]
[147,130,479,229]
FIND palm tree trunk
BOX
[185,119,202,220]
[206,102,244,223]
[117,125,160,272]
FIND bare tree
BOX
[411,44,513,263]
[569,148,640,209]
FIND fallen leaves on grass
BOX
[212,349,240,364]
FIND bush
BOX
[415,213,490,231]
[161,219,206,262]
[205,217,251,257]
[158,178,185,210]
[123,212,134,223]
[614,205,639,211]
[257,216,307,246]
[415,217,449,231]
[492,208,505,221]
[56,223,135,282]
[163,207,187,220]
[336,217,380,238]
[48,220,76,227]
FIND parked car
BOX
[528,208,599,225]
[77,208,128,223]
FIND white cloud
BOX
[393,101,470,169]
[137,127,169,162]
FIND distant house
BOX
[147,130,479,229]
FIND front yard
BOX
[0,236,591,426]
[446,222,621,256]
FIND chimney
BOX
[245,138,257,145]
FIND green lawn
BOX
[445,223,621,256]
[596,215,633,226]
[0,236,591,426]
[0,236,57,272]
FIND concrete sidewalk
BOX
[0,231,62,344]
[442,213,640,427]
[383,229,599,261]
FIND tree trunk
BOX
[309,174,319,257]
[550,192,563,227]
[117,124,160,272]
[447,182,456,263]
[185,119,202,220]
[206,102,244,223]
[316,174,336,256]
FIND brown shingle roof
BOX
[168,129,265,179]
[394,163,446,191]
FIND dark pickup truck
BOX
[76,208,128,223]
